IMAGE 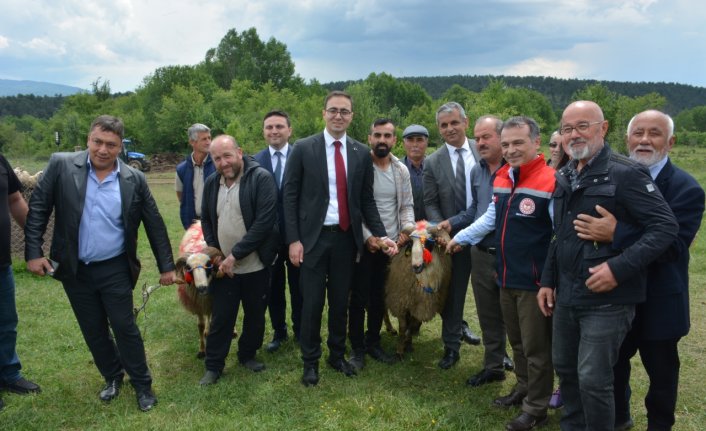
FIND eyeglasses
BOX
[549,142,559,148]
[559,121,603,136]
[325,108,352,118]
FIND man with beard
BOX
[537,102,678,430]
[570,110,704,430]
[348,118,415,371]
[198,135,278,385]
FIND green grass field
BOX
[3,148,706,430]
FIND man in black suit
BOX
[25,115,176,412]
[253,110,302,352]
[282,91,397,386]
[423,102,481,369]
[572,110,704,431]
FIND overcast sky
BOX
[1,0,704,93]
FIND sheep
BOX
[13,167,42,189]
[384,220,452,358]
[174,221,224,359]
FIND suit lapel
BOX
[313,133,328,187]
[440,146,456,187]
[345,137,358,190]
[118,162,135,225]
[72,152,89,216]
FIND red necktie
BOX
[333,140,350,231]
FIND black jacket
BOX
[540,145,678,306]
[201,156,279,266]
[25,151,175,287]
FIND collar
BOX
[87,156,120,175]
[324,129,347,147]
[268,143,290,158]
[444,138,471,155]
[646,155,669,180]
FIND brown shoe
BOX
[493,390,526,408]
[505,412,548,431]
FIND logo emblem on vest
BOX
[519,198,536,215]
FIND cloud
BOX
[0,0,704,92]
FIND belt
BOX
[321,224,343,232]
[475,244,497,255]
[79,253,126,266]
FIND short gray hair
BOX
[188,123,211,141]
[626,110,674,139]
[502,116,541,140]
[436,102,467,123]
[475,115,503,135]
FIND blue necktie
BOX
[274,151,283,189]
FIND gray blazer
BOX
[25,150,175,287]
[423,139,480,230]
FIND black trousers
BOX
[205,268,268,372]
[299,229,356,366]
[613,313,681,430]
[267,244,302,339]
[63,254,151,390]
[348,249,389,353]
[441,247,472,353]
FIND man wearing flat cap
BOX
[402,124,429,221]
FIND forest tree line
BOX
[1,27,705,161]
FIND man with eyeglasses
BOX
[253,110,302,353]
[537,101,678,430]
[423,102,482,370]
[568,110,704,431]
[283,91,398,386]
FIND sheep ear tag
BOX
[184,271,193,284]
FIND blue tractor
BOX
[121,138,151,171]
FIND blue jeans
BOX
[0,265,22,384]
[553,303,635,431]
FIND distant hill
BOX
[327,75,706,115]
[0,79,84,97]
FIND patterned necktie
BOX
[333,141,350,231]
[273,151,283,189]
[454,148,466,212]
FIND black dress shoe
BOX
[327,358,357,376]
[266,335,288,353]
[301,365,319,387]
[366,345,397,364]
[136,389,157,412]
[614,419,634,431]
[241,359,266,372]
[505,411,548,431]
[99,378,123,402]
[466,369,506,387]
[348,351,366,372]
[2,377,41,395]
[199,370,221,386]
[437,348,460,370]
[493,390,527,408]
[461,321,482,345]
[503,354,515,371]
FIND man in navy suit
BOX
[253,110,301,352]
[573,110,704,430]
[282,91,398,386]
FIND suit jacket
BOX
[613,159,705,339]
[423,139,480,232]
[282,132,385,254]
[254,146,286,243]
[25,151,175,287]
